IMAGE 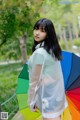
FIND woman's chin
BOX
[35,39,41,42]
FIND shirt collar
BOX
[35,41,54,57]
[35,41,44,49]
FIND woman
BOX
[28,18,68,120]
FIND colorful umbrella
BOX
[16,63,41,120]
[61,51,80,120]
[16,51,80,120]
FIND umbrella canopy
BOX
[16,62,41,120]
[61,51,80,120]
[16,51,80,120]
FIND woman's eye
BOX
[34,28,45,32]
[34,27,38,30]
[40,29,45,32]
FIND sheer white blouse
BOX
[28,41,68,118]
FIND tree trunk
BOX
[63,28,69,50]
[75,27,79,40]
[59,25,63,40]
[68,23,73,51]
[19,32,27,65]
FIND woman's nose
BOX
[36,30,39,34]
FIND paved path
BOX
[0,60,21,65]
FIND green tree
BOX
[0,0,42,64]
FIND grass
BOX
[0,62,23,119]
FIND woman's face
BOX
[33,27,47,42]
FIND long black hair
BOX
[32,18,62,60]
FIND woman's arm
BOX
[28,53,45,111]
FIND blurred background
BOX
[0,0,80,119]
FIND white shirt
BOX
[28,41,68,118]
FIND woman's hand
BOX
[33,104,39,112]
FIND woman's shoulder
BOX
[34,47,47,56]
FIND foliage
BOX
[73,39,80,47]
[0,0,80,60]
[0,63,22,119]
[0,0,42,60]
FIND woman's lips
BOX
[35,36,39,38]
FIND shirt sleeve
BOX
[33,52,45,65]
[28,53,45,111]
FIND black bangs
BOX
[33,20,47,32]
